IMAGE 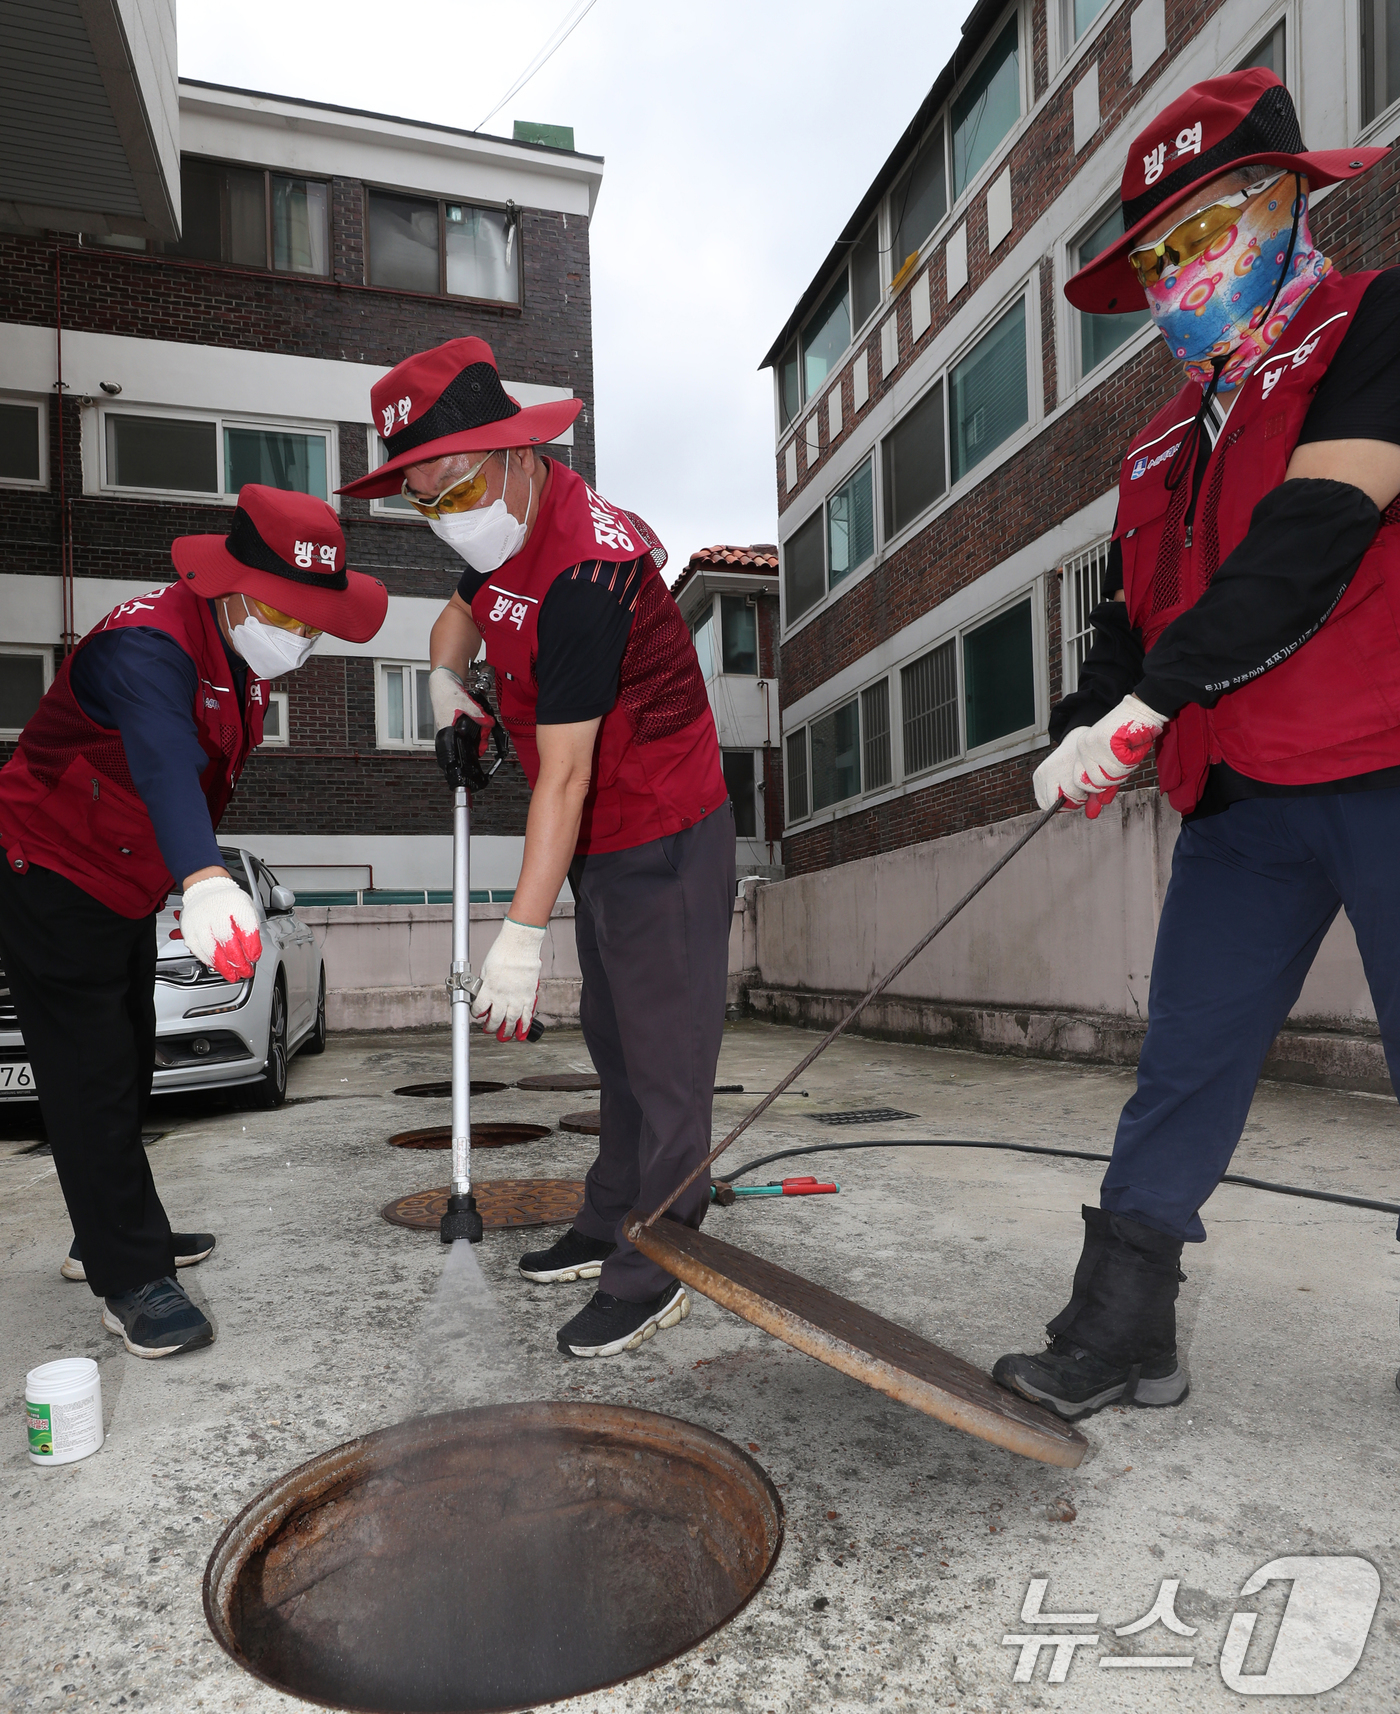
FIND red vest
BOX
[470,462,726,854]
[0,580,265,917]
[1118,269,1400,813]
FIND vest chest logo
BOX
[485,585,537,631]
[1131,441,1182,480]
[584,484,636,552]
[204,695,221,710]
[104,593,163,626]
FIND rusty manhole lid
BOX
[382,1178,585,1231]
[559,1109,601,1135]
[393,1080,509,1098]
[387,1122,551,1150]
[516,1072,601,1092]
[204,1402,783,1713]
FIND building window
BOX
[810,699,861,812]
[1075,207,1151,377]
[951,14,1020,199]
[851,219,882,332]
[861,679,892,790]
[0,646,51,737]
[784,510,827,624]
[100,410,333,501]
[259,690,290,747]
[964,598,1035,750]
[949,297,1028,483]
[1067,0,1112,42]
[377,661,435,748]
[890,124,948,278]
[901,639,959,775]
[367,188,519,302]
[723,750,758,837]
[1362,0,1400,124]
[173,158,330,275]
[0,397,44,488]
[786,728,809,821]
[364,429,425,519]
[802,275,851,402]
[1062,537,1112,692]
[692,605,718,680]
[882,380,946,539]
[828,458,875,588]
[719,595,759,674]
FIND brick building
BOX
[0,77,602,898]
[669,545,784,876]
[764,0,1400,880]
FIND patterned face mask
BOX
[1143,175,1330,392]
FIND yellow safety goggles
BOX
[1128,172,1289,288]
[400,452,499,518]
[249,597,321,640]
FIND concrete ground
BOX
[2,1019,1399,1713]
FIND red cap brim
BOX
[1065,148,1389,314]
[337,395,584,499]
[169,537,389,644]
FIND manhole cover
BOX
[559,1109,601,1135]
[387,1122,551,1150]
[515,1072,601,1092]
[381,1179,585,1231]
[812,1108,918,1126]
[393,1080,510,1098]
[204,1402,783,1712]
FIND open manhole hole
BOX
[559,1109,601,1136]
[204,1401,783,1713]
[393,1081,510,1099]
[515,1072,601,1092]
[387,1123,551,1150]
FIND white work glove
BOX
[471,917,546,1041]
[1034,693,1166,820]
[178,875,263,982]
[428,664,494,757]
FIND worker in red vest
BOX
[993,69,1400,1420]
[0,487,386,1359]
[341,339,734,1360]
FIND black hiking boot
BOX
[557,1284,689,1357]
[519,1227,616,1283]
[992,1204,1189,1421]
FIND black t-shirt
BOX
[457,556,644,725]
[1052,267,1400,810]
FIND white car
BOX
[0,846,325,1109]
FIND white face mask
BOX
[427,449,531,572]
[228,611,319,679]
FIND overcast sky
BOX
[177,1,966,568]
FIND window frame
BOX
[374,658,436,751]
[0,644,54,740]
[1065,199,1157,389]
[259,689,290,748]
[781,668,895,828]
[91,403,339,506]
[0,393,47,491]
[947,3,1028,207]
[1234,12,1288,80]
[721,748,761,840]
[718,594,760,676]
[364,183,523,306]
[1359,0,1400,132]
[173,154,332,277]
[364,427,427,521]
[1060,536,1113,697]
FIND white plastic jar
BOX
[26,1358,104,1467]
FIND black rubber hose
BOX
[719,1138,1400,1220]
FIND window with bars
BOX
[811,699,862,812]
[901,640,959,775]
[861,680,892,790]
[1361,0,1399,125]
[1061,537,1112,693]
[786,728,809,822]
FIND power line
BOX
[476,0,601,134]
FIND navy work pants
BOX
[569,803,736,1300]
[1101,791,1400,1242]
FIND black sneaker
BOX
[557,1284,689,1358]
[519,1227,616,1284]
[63,1232,216,1282]
[992,1336,1187,1421]
[101,1276,214,1358]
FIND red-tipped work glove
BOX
[471,918,546,1042]
[179,875,263,981]
[1034,693,1167,819]
[428,666,494,757]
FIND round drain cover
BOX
[559,1109,601,1135]
[392,1080,509,1098]
[516,1071,602,1092]
[381,1178,585,1231]
[387,1122,551,1151]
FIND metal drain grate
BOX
[812,1108,917,1126]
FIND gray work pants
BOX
[569,803,736,1299]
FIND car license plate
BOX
[0,1061,35,1093]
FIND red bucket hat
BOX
[337,336,583,500]
[170,485,388,643]
[1067,68,1387,315]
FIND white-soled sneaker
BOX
[557,1284,689,1358]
